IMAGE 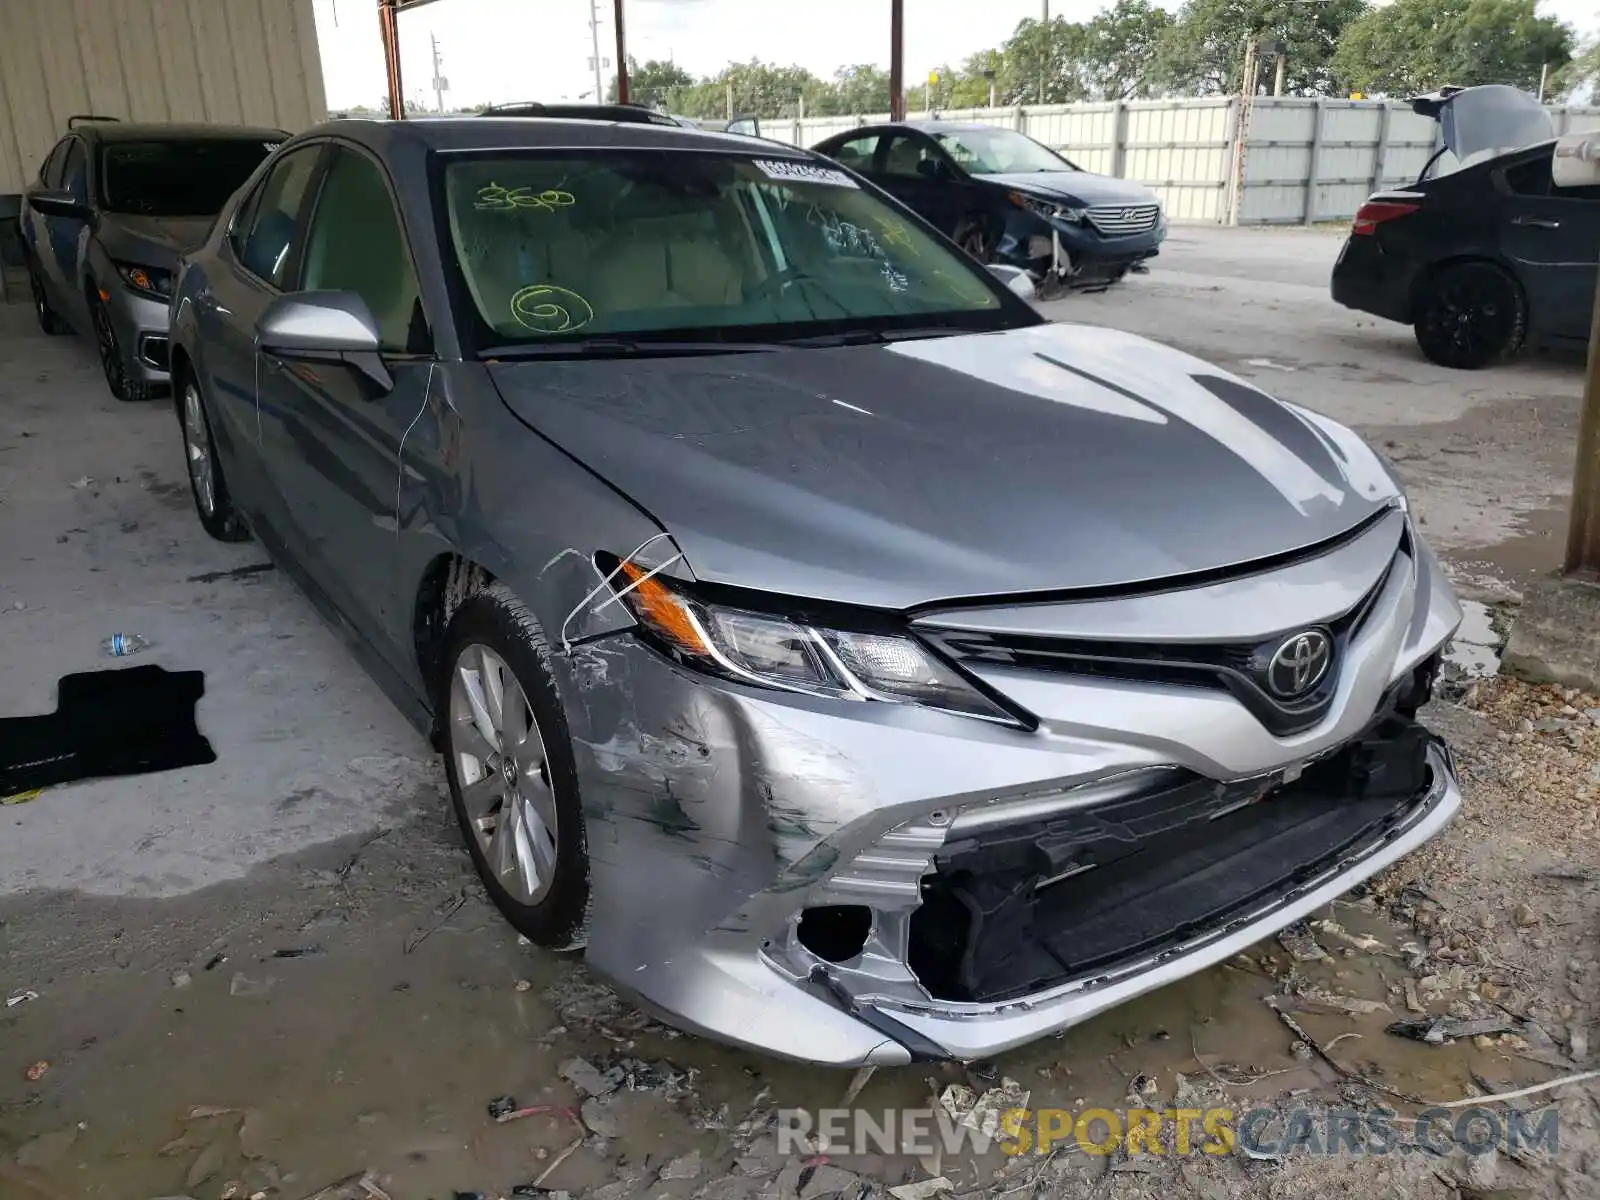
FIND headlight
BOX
[1008,193,1085,224]
[114,261,173,300]
[601,557,1022,725]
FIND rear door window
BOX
[826,135,881,172]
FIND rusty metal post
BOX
[889,0,905,121]
[613,0,630,104]
[1564,264,1600,577]
[379,0,404,119]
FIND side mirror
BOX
[917,158,951,181]
[256,291,393,392]
[986,263,1036,302]
[1552,132,1600,190]
[29,190,90,221]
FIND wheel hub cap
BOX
[448,644,558,906]
[184,387,215,516]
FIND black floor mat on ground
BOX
[0,666,215,795]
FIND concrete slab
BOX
[0,303,433,901]
[1502,575,1600,693]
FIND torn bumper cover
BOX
[558,512,1462,1067]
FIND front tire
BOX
[441,586,591,951]
[1412,262,1526,369]
[28,261,67,335]
[955,217,994,264]
[178,374,251,542]
[90,291,151,402]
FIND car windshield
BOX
[931,128,1077,175]
[100,138,279,216]
[440,150,1023,350]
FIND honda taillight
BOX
[1351,200,1420,236]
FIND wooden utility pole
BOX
[1564,266,1600,577]
[889,0,905,121]
[613,0,630,104]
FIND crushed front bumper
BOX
[555,509,1462,1066]
[997,216,1164,295]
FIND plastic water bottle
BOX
[102,633,151,657]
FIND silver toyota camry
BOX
[168,116,1464,1067]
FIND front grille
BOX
[1086,204,1160,236]
[924,549,1402,738]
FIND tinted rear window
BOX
[100,138,281,216]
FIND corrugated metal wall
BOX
[0,0,328,198]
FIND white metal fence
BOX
[757,97,1600,225]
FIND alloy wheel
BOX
[1414,263,1521,369]
[183,383,215,517]
[448,644,560,906]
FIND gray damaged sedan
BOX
[22,120,285,401]
[168,117,1464,1066]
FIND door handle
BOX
[1513,215,1560,229]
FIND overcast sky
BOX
[310,0,1596,111]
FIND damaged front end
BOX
[906,713,1441,1006]
[557,508,1463,1066]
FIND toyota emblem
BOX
[1265,630,1333,699]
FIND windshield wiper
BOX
[776,326,966,348]
[481,337,791,361]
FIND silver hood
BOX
[97,214,216,270]
[490,323,1400,611]
[975,170,1160,208]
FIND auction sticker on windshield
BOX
[754,159,858,188]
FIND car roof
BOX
[300,116,815,157]
[66,120,289,143]
[478,102,679,125]
[819,120,1005,142]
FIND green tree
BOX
[1081,0,1176,99]
[1552,33,1599,99]
[822,64,893,115]
[942,50,1008,108]
[1151,0,1368,96]
[1333,0,1574,97]
[608,57,695,107]
[667,60,828,119]
[1001,16,1092,104]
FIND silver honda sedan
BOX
[168,116,1464,1067]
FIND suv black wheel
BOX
[955,217,995,264]
[90,291,152,402]
[1413,262,1526,370]
[28,261,67,335]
